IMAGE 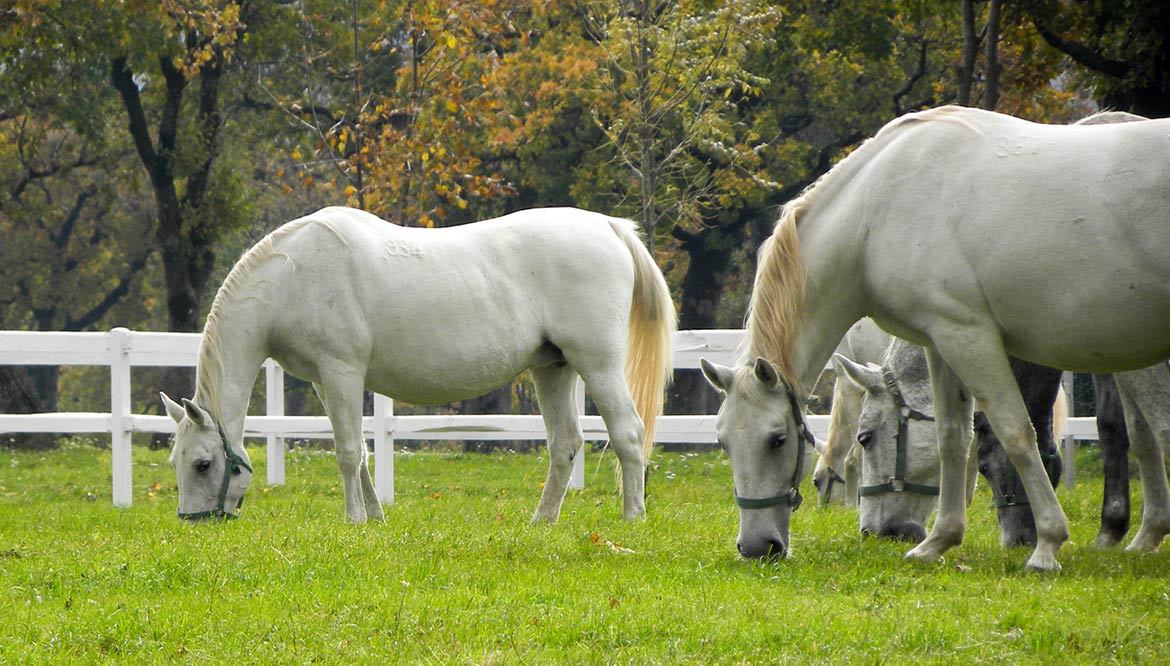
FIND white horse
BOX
[832,339,940,543]
[835,340,1072,546]
[162,206,676,523]
[813,318,891,506]
[702,106,1170,570]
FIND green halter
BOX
[177,422,252,521]
[734,384,815,512]
[857,367,940,498]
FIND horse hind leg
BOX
[530,365,585,524]
[1115,367,1170,552]
[314,374,379,524]
[577,364,646,520]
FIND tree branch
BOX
[109,57,160,176]
[1031,15,1130,78]
[66,254,150,331]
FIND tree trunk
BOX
[957,0,977,106]
[0,366,56,449]
[981,0,1002,111]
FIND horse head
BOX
[162,393,253,521]
[833,353,938,543]
[701,357,815,560]
[974,411,1063,548]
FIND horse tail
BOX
[608,219,676,462]
[1052,385,1069,441]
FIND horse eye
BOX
[857,431,874,448]
[770,434,786,450]
[195,459,212,474]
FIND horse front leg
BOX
[315,375,378,524]
[905,349,974,564]
[530,365,584,524]
[1115,367,1170,552]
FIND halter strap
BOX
[819,467,848,506]
[734,384,815,512]
[857,367,940,498]
[177,422,252,521]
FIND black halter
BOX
[819,467,848,506]
[857,367,940,498]
[177,422,252,521]
[734,385,816,512]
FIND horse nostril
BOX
[765,538,787,559]
[737,538,787,559]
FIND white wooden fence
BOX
[0,328,1097,506]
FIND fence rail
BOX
[1,328,1096,506]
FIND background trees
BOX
[2,0,1169,445]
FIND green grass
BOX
[2,441,1168,664]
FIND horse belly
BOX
[959,148,1170,372]
[975,232,1170,372]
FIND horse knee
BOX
[335,447,364,476]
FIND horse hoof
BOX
[904,546,944,564]
[1124,531,1168,552]
[1024,553,1061,573]
[1093,532,1123,549]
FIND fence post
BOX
[1062,371,1076,489]
[568,378,586,489]
[265,359,285,486]
[373,393,394,504]
[109,327,133,508]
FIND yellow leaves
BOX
[344,185,357,197]
[589,532,636,554]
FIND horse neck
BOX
[193,307,268,442]
[791,207,868,390]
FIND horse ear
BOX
[752,357,782,391]
[161,392,185,424]
[700,358,735,393]
[180,398,213,429]
[831,353,883,393]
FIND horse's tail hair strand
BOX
[609,219,676,463]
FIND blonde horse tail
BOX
[1053,385,1069,441]
[609,219,677,463]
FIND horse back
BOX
[253,207,639,402]
[854,111,1170,371]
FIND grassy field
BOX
[2,440,1167,664]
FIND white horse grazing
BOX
[813,318,892,506]
[162,206,675,523]
[702,106,1170,570]
[833,339,940,543]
